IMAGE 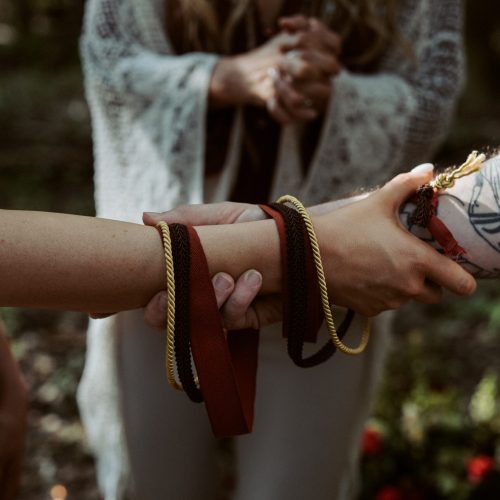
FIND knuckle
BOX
[289,92,304,106]
[229,294,251,311]
[296,63,312,79]
[296,33,308,46]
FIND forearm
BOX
[0,211,280,312]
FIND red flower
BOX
[376,486,403,500]
[362,426,383,456]
[467,455,494,483]
[467,455,494,484]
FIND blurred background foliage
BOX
[0,0,499,499]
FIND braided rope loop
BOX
[276,195,371,355]
[157,221,183,390]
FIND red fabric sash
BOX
[186,225,258,437]
[413,188,466,257]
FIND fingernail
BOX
[410,163,434,174]
[244,270,262,287]
[159,291,168,313]
[214,273,233,292]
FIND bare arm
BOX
[0,211,279,313]
[0,168,480,318]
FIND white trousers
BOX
[116,310,392,500]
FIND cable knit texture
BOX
[77,0,464,498]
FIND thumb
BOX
[378,163,434,211]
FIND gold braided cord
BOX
[157,221,183,391]
[276,195,371,356]
[432,151,486,191]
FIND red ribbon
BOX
[187,225,258,437]
[426,189,466,257]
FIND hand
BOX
[314,170,477,316]
[0,321,27,500]
[266,64,332,123]
[267,16,342,122]
[210,31,298,108]
[142,203,282,330]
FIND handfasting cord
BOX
[411,151,486,256]
[169,223,203,403]
[156,220,182,391]
[262,203,355,366]
[157,220,259,436]
[186,226,258,437]
[276,195,371,356]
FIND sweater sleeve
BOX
[80,0,219,220]
[301,0,465,203]
[81,0,218,105]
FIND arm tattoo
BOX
[469,161,500,253]
[400,160,500,279]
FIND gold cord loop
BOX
[157,221,183,391]
[276,195,371,356]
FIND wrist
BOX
[210,56,256,108]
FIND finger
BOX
[280,50,340,80]
[292,80,332,107]
[143,291,168,329]
[413,280,443,305]
[274,78,318,121]
[278,15,310,33]
[377,166,435,212]
[88,312,114,319]
[143,202,256,227]
[212,272,235,309]
[423,251,477,297]
[266,95,293,124]
[302,49,342,76]
[279,54,320,81]
[308,18,342,54]
[221,270,262,330]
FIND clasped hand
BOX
[211,15,341,123]
[142,168,476,330]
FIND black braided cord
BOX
[269,203,354,367]
[169,223,203,403]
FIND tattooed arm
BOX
[399,155,500,278]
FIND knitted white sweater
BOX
[78,0,464,497]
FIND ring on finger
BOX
[267,66,279,82]
[286,49,301,59]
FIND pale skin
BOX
[0,164,496,498]
[0,169,478,318]
[143,158,500,330]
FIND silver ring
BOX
[266,66,279,82]
[286,49,301,59]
